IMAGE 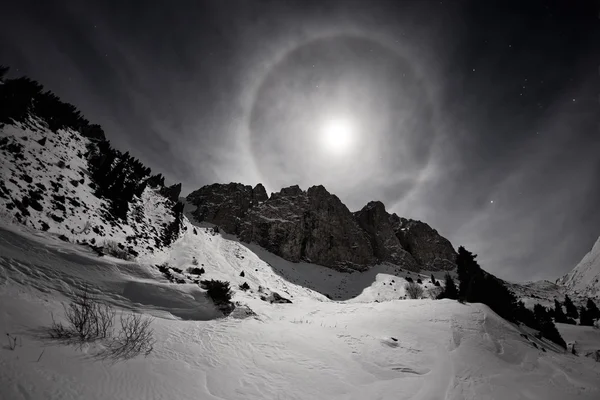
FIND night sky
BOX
[1,0,599,282]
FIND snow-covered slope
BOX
[558,236,600,299]
[1,221,600,399]
[0,119,177,257]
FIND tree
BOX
[579,306,594,326]
[456,246,481,298]
[431,274,437,285]
[533,303,566,348]
[564,295,579,319]
[439,273,458,300]
[515,301,539,330]
[553,299,567,323]
[586,298,600,321]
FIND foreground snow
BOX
[1,223,599,399]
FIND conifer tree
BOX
[564,295,579,319]
[553,299,567,323]
[579,306,594,326]
[586,298,600,321]
[440,273,458,300]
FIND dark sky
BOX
[1,0,599,282]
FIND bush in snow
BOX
[103,240,130,260]
[201,279,232,304]
[103,313,155,360]
[405,277,414,283]
[405,282,424,299]
[239,282,250,291]
[48,285,155,359]
[49,285,115,342]
[416,278,422,284]
[192,257,198,266]
[187,267,205,275]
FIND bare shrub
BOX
[104,313,155,360]
[103,240,130,260]
[405,282,424,299]
[49,286,115,341]
[48,286,155,360]
[428,286,444,300]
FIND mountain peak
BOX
[185,182,456,272]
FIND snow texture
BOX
[1,220,600,400]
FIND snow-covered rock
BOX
[557,236,600,299]
[0,118,180,258]
[186,183,457,273]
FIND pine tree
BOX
[515,301,539,330]
[553,299,567,323]
[586,298,600,321]
[456,246,481,298]
[579,306,594,326]
[533,303,566,348]
[564,295,579,319]
[431,274,437,285]
[440,273,458,300]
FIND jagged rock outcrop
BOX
[240,185,376,271]
[557,235,600,298]
[390,216,457,271]
[354,201,419,270]
[186,182,457,272]
[186,183,267,234]
[160,183,182,203]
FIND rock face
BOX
[160,183,182,203]
[354,201,419,270]
[186,183,457,272]
[391,216,457,271]
[240,185,376,271]
[186,183,267,234]
[557,235,600,298]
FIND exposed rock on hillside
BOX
[391,216,457,271]
[186,183,457,272]
[354,201,418,270]
[239,185,375,271]
[186,183,267,234]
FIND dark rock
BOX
[160,183,182,203]
[270,292,292,304]
[354,201,418,270]
[390,216,457,271]
[239,185,375,271]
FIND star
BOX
[490,200,494,204]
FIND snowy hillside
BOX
[2,220,600,399]
[558,236,600,299]
[0,118,179,258]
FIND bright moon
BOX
[320,117,355,154]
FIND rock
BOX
[239,185,375,271]
[186,182,267,234]
[186,182,457,273]
[354,201,419,270]
[390,216,457,270]
[160,183,182,203]
[270,292,293,304]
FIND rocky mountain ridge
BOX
[557,236,600,299]
[186,183,457,272]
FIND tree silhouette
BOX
[564,295,579,319]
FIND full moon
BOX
[320,117,355,154]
